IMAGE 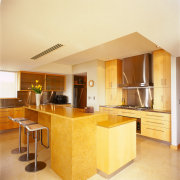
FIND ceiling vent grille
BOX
[31,44,63,60]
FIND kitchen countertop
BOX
[25,104,101,118]
[99,105,171,114]
[97,115,136,128]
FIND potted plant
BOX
[31,80,42,106]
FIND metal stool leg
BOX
[25,130,46,172]
[35,130,37,171]
[19,130,35,161]
[11,124,27,154]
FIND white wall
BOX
[72,60,105,110]
[176,57,180,145]
[32,63,72,75]
[171,56,178,146]
[97,60,105,106]
[63,74,73,104]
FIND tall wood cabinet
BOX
[153,49,171,110]
[105,59,122,105]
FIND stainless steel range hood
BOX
[121,53,153,87]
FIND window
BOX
[0,71,17,98]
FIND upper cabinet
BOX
[153,49,171,88]
[20,72,45,90]
[105,59,122,88]
[46,74,65,91]
[19,71,66,91]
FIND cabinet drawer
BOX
[0,121,18,130]
[119,110,139,118]
[142,118,170,129]
[0,117,11,123]
[141,124,170,142]
[141,112,170,121]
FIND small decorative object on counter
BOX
[31,80,42,106]
[84,106,94,113]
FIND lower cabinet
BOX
[0,107,24,131]
[141,112,171,142]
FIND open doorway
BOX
[73,73,87,108]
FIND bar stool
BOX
[18,120,37,161]
[25,124,49,172]
[8,116,27,154]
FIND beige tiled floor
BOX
[1,129,180,180]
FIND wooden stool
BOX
[8,116,27,154]
[25,124,49,172]
[18,120,37,161]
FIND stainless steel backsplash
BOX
[123,88,153,107]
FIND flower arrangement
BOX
[31,80,42,94]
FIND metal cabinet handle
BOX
[145,115,163,118]
[145,121,164,125]
[146,127,164,132]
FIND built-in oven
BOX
[136,118,141,134]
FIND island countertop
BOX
[97,115,137,128]
[25,104,101,118]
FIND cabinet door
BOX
[153,50,171,88]
[153,88,164,110]
[110,60,118,88]
[46,75,65,91]
[163,53,171,88]
[153,51,164,87]
[0,108,14,130]
[20,72,45,90]
[106,88,122,105]
[105,61,111,88]
[105,60,122,89]
[154,87,171,111]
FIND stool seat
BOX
[8,116,27,122]
[19,120,36,126]
[26,124,48,131]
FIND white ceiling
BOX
[55,32,159,65]
[0,0,180,71]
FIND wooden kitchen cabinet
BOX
[141,111,171,142]
[46,74,65,91]
[20,72,45,90]
[0,108,24,130]
[153,49,171,111]
[19,71,65,91]
[153,87,171,110]
[153,49,171,88]
[106,88,122,105]
[105,59,122,88]
[105,59,122,105]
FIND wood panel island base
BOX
[97,115,137,178]
[23,105,107,180]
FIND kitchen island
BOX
[23,104,107,180]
